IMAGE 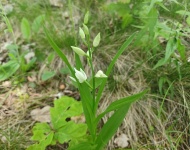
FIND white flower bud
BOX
[74,68,87,83]
[71,46,87,56]
[95,70,107,78]
[79,27,85,39]
[82,24,89,35]
[93,33,100,47]
[84,11,89,24]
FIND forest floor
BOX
[0,0,190,150]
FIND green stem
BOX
[68,0,77,45]
[84,80,93,89]
[86,32,96,141]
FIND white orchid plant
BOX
[44,12,147,150]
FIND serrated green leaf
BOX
[27,132,54,150]
[50,96,83,129]
[28,123,53,150]
[21,18,31,40]
[31,123,51,141]
[55,122,87,144]
[0,60,20,81]
[50,96,87,146]
[41,71,56,81]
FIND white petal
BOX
[74,68,87,83]
[95,70,107,78]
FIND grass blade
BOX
[78,83,96,139]
[95,104,131,150]
[75,54,83,70]
[94,32,137,112]
[44,27,74,76]
[95,90,147,124]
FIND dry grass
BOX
[1,0,190,150]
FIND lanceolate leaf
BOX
[95,90,147,124]
[95,32,137,112]
[177,39,186,61]
[153,37,177,69]
[78,83,96,138]
[0,60,20,81]
[95,90,147,150]
[44,27,75,77]
[95,105,131,150]
[164,38,177,61]
[148,8,158,38]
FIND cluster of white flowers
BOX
[70,19,106,84]
[70,68,107,83]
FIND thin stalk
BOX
[86,33,96,103]
[86,34,96,141]
[68,0,77,45]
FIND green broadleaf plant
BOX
[28,12,147,150]
[0,9,37,82]
[27,96,87,150]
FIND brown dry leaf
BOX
[114,133,129,148]
[30,106,51,122]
